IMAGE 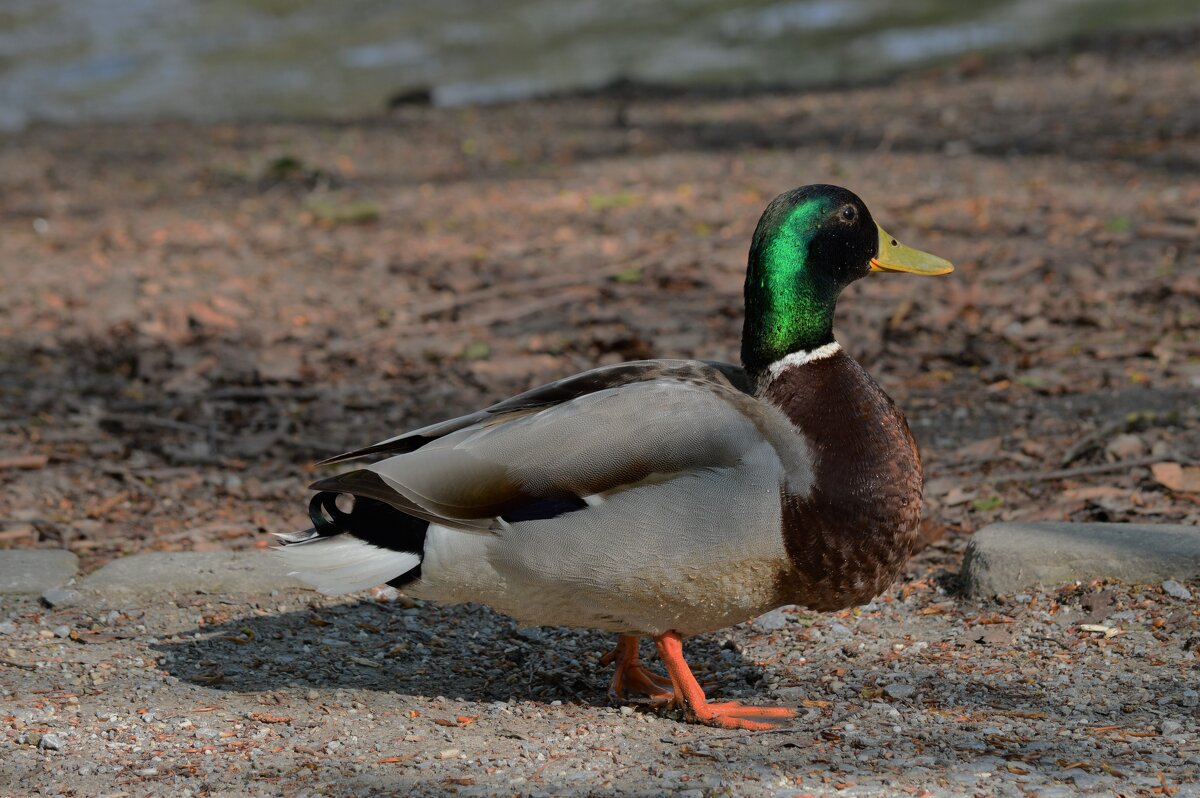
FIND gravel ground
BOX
[3,569,1199,796]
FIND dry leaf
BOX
[248,713,293,724]
[943,487,977,507]
[1152,462,1200,493]
[958,436,1004,461]
[1079,624,1121,638]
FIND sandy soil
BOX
[1,24,1199,797]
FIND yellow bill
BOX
[869,224,954,275]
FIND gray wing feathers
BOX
[365,379,771,525]
[317,359,745,466]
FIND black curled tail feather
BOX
[284,490,429,589]
[309,491,350,537]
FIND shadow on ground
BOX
[152,599,767,707]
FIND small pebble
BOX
[39,733,64,750]
[828,622,853,639]
[41,589,83,609]
[0,621,16,635]
[1104,433,1145,460]
[754,607,791,630]
[885,683,915,700]
[437,748,460,759]
[1161,580,1192,600]
[53,625,71,639]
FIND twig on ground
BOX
[285,436,348,455]
[985,456,1193,485]
[0,454,49,471]
[415,260,657,321]
[1060,410,1194,467]
[1026,634,1074,651]
[100,412,214,436]
[208,386,321,402]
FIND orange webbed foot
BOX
[689,700,796,730]
[601,635,675,706]
[653,631,795,730]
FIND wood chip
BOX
[0,454,49,470]
[247,713,293,724]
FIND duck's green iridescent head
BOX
[741,184,952,375]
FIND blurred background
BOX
[1,2,1198,569]
[2,0,1199,128]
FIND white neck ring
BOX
[766,342,841,380]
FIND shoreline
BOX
[4,23,1199,133]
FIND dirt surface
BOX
[1,29,1199,568]
[1,26,1200,796]
[3,579,1199,796]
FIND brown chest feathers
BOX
[765,352,923,612]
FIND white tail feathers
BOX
[278,535,420,595]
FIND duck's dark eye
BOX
[841,205,857,222]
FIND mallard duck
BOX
[279,184,952,730]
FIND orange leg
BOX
[654,631,795,730]
[600,635,675,706]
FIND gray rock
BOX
[1067,770,1106,790]
[753,607,792,630]
[961,522,1200,596]
[79,551,307,596]
[0,621,16,635]
[828,622,853,639]
[39,733,64,751]
[1033,788,1077,798]
[0,550,79,594]
[1161,580,1193,600]
[884,683,915,700]
[41,588,83,608]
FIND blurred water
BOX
[0,0,1196,129]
